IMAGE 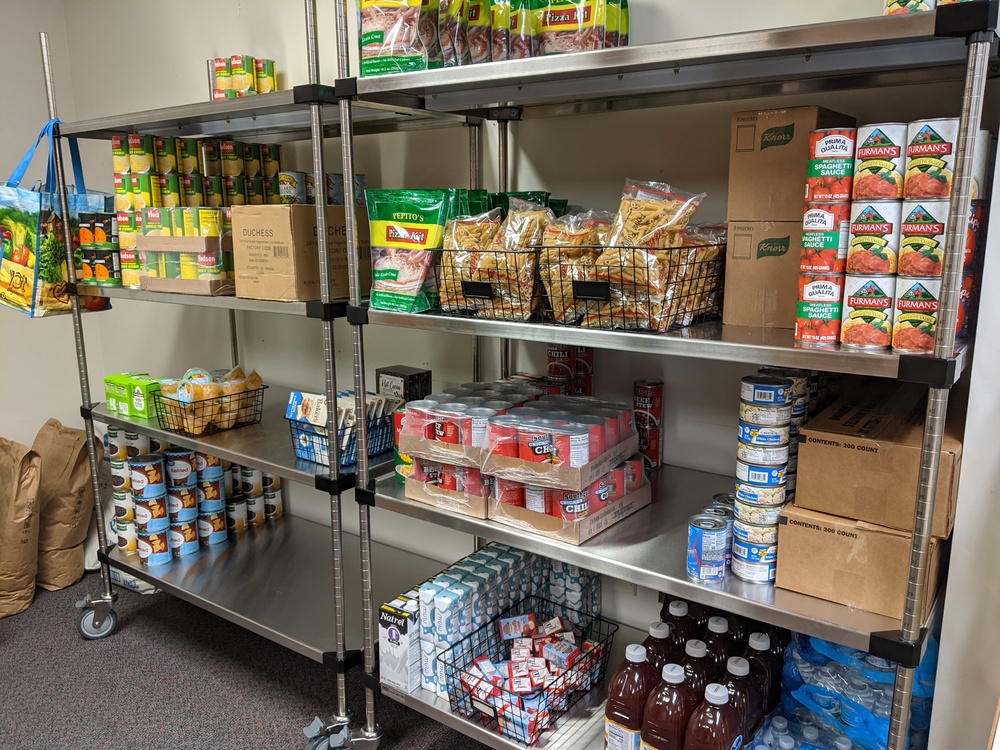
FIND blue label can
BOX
[732,539,778,564]
[736,459,786,486]
[737,421,790,446]
[702,505,734,568]
[136,529,172,566]
[169,521,200,556]
[740,375,794,405]
[686,514,728,582]
[197,512,228,546]
[130,454,166,498]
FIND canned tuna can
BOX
[893,276,941,353]
[796,273,845,347]
[899,199,947,277]
[124,430,150,460]
[733,518,779,546]
[848,200,900,274]
[117,520,137,552]
[735,481,787,506]
[738,421,789,446]
[805,128,856,203]
[226,499,249,533]
[733,539,778,565]
[164,447,197,488]
[736,459,786,487]
[789,415,807,437]
[113,490,135,522]
[734,498,787,525]
[197,512,228,546]
[167,487,198,523]
[197,478,226,513]
[240,466,264,497]
[853,123,906,200]
[841,274,895,349]
[264,487,284,519]
[736,441,789,466]
[711,492,736,509]
[686,514,728,582]
[801,203,851,273]
[130,454,166,498]
[731,556,777,584]
[110,458,131,492]
[136,529,172,566]
[196,452,224,476]
[551,424,590,467]
[169,520,200,556]
[757,367,810,398]
[740,375,793,406]
[278,171,307,204]
[738,401,793,427]
[134,493,170,533]
[246,494,266,526]
[105,425,126,460]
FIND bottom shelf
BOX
[101,514,443,664]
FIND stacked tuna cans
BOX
[733,374,796,584]
[164,446,199,558]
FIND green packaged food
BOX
[489,191,551,217]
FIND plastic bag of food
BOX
[548,198,569,217]
[489,190,551,217]
[367,188,454,312]
[509,0,537,59]
[535,0,605,56]
[453,188,491,216]
[439,0,470,66]
[538,246,599,323]
[491,0,510,60]
[359,0,428,77]
[603,0,620,47]
[440,209,503,314]
[619,0,629,45]
[541,209,612,246]
[466,0,493,63]
[419,0,444,67]
[607,179,706,249]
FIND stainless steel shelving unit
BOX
[335,5,998,750]
[77,284,313,316]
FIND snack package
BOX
[440,0,471,66]
[603,0,620,47]
[607,179,706,249]
[419,0,444,67]
[367,189,455,313]
[619,0,629,45]
[509,0,537,59]
[535,0,605,56]
[491,0,511,60]
[359,0,428,77]
[479,198,553,320]
[439,209,504,314]
[489,191,551,217]
[466,0,493,63]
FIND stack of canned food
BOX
[276,171,367,206]
[796,118,988,352]
[212,55,279,98]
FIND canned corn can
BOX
[111,135,130,174]
[154,136,178,175]
[740,375,793,406]
[226,499,249,533]
[105,425,127,460]
[733,539,778,565]
[736,460,786,487]
[735,481,787,506]
[168,520,199,557]
[737,421,789,446]
[124,429,150,459]
[733,517,779,545]
[117,520,138,552]
[197,478,226,512]
[110,458,131,491]
[738,401,792,426]
[182,173,204,207]
[246,494,266,526]
[113,490,135,522]
[848,200,901,274]
[159,174,182,209]
[899,199,947,277]
[261,144,282,179]
[247,176,265,205]
[164,446,197,488]
[224,175,247,206]
[167,487,198,523]
[686,514,727,582]
[278,171,307,204]
[254,58,277,93]
[113,173,132,211]
[240,467,263,497]
[130,173,161,211]
[893,276,940,353]
[264,174,281,204]
[198,512,228,546]
[127,134,155,174]
[229,55,256,93]
[734,497,787,525]
[137,528,172,566]
[264,487,284,519]
[805,128,856,203]
[130,454,166,498]
[801,202,850,273]
[219,140,243,177]
[201,140,221,177]
[731,556,777,584]
[204,176,225,208]
[853,123,906,200]
[841,274,895,349]
[736,441,789,466]
[242,142,262,177]
[178,138,200,175]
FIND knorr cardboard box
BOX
[723,221,801,329]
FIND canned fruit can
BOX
[801,203,850,273]
[735,481,787,506]
[240,467,264,497]
[899,199,948,276]
[736,441,789,466]
[164,447,197,488]
[246,494,266,526]
[110,458,131,491]
[686,514,728,582]
[113,490,135,522]
[853,123,907,200]
[738,401,792,426]
[130,455,166,498]
[226,499,249,533]
[733,518,779,545]
[841,274,895,349]
[732,539,778,564]
[736,460,786,487]
[633,379,664,428]
[117,520,138,552]
[893,276,941,353]
[740,375,793,405]
[279,172,307,205]
[848,200,901,274]
[197,478,226,512]
[169,521,200,556]
[731,556,777,584]
[905,118,957,199]
[198,512,228,545]
[737,421,789,446]
[264,487,284,519]
[734,497,787,525]
[137,528,172,566]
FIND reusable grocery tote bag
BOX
[0,119,109,316]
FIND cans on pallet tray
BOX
[731,556,777,584]
[848,200,901,274]
[735,481,786,506]
[841,274,895,349]
[226,499,248,533]
[739,376,793,406]
[247,494,266,526]
[169,520,200,556]
[137,528,172,566]
[686,514,728,583]
[801,202,850,274]
[732,539,778,565]
[167,487,198,523]
[130,455,166,498]
[734,497,787,526]
[164,447,197,488]
[113,490,134,522]
[737,421,789,446]
[736,441,789,466]
[264,488,284,519]
[134,492,170,533]
[196,452,225,478]
[805,128,856,203]
[853,123,906,201]
[198,512,228,545]
[738,401,792,426]
[893,276,941,353]
[733,517,779,546]
[117,520,137,552]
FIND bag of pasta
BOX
[607,179,706,249]
[466,0,493,63]
[419,0,444,67]
[491,0,510,60]
[538,211,608,324]
[359,0,428,77]
[439,208,503,314]
[535,0,605,56]
[439,0,470,66]
[585,246,664,330]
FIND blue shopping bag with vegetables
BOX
[0,119,110,316]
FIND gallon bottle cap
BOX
[778,737,795,750]
[727,656,750,677]
[685,639,707,658]
[708,616,729,634]
[649,621,670,639]
[748,632,771,651]
[835,739,853,750]
[662,663,686,684]
[668,600,689,617]
[704,683,729,705]
[803,726,820,741]
[771,716,788,732]
[626,644,648,663]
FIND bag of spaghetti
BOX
[367,189,455,313]
[439,208,503,314]
[439,0,470,66]
[466,0,493,63]
[359,0,428,77]
[535,0,605,56]
[419,0,444,67]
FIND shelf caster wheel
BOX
[76,607,118,640]
[303,716,349,750]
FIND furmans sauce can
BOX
[840,275,895,350]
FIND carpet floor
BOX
[0,574,487,750]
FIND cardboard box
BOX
[488,483,651,546]
[482,434,639,492]
[138,235,234,296]
[405,478,489,520]
[796,382,962,539]
[398,433,483,470]
[728,106,855,222]
[231,205,372,302]
[722,221,802,329]
[776,505,943,620]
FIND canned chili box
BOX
[795,273,845,347]
[841,274,895,349]
[853,123,907,200]
[899,200,948,277]
[805,128,856,203]
[848,200,901,274]
[801,202,851,273]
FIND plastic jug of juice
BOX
[687,599,712,631]
[681,639,714,697]
[744,632,781,712]
[703,616,732,676]
[721,656,754,746]
[643,621,679,674]
[639,663,700,750]
[605,644,661,750]
[662,600,696,654]
[684,683,744,750]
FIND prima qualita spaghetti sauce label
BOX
[841,275,894,349]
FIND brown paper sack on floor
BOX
[32,419,99,591]
[0,439,42,617]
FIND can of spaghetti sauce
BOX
[795,273,845,347]
[801,202,851,273]
[853,123,906,200]
[840,274,895,349]
[847,200,900,275]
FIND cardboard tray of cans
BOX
[138,234,235,296]
[439,596,618,746]
[398,432,483,469]
[405,475,490,520]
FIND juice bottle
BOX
[765,624,791,660]
[744,632,781,713]
[643,621,679,674]
[639,663,700,750]
[605,644,661,750]
[727,614,750,654]
[659,597,710,631]
[721,656,754,746]
[684,683,743,750]
[703,616,731,677]
[662,600,696,654]
[681,639,714,697]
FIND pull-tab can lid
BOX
[708,616,729,634]
[668,600,689,617]
[649,621,670,639]
[705,683,729,705]
[662,663,685,684]
[685,639,707,658]
[748,632,771,651]
[626,644,647,663]
[727,656,750,676]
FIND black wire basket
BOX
[439,595,618,746]
[153,385,267,437]
[437,248,540,322]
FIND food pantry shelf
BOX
[77,285,314,316]
[99,516,444,663]
[374,465,932,653]
[364,309,968,380]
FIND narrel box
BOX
[378,599,421,694]
[776,505,943,620]
[231,205,372,302]
[796,382,962,539]
[723,221,802,329]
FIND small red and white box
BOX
[539,616,566,637]
[528,657,548,672]
[543,639,581,670]
[510,661,531,679]
[499,614,537,640]
[513,638,533,651]
[510,646,532,662]
[530,669,548,688]
[509,676,535,694]
[475,657,501,683]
